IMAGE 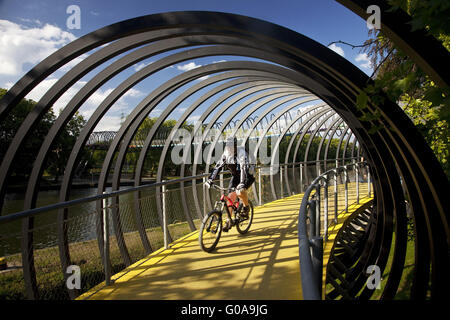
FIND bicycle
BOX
[199,184,254,252]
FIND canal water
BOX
[0,174,266,257]
[0,182,190,256]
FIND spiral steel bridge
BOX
[0,1,448,301]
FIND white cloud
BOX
[80,87,143,118]
[4,81,14,89]
[196,75,210,81]
[134,61,153,72]
[125,88,143,98]
[24,78,114,117]
[0,19,76,76]
[21,76,142,119]
[176,62,201,72]
[59,53,90,72]
[187,115,200,122]
[19,18,42,26]
[328,43,345,57]
[25,77,61,102]
[84,87,115,110]
[176,61,213,80]
[148,108,162,117]
[94,115,122,131]
[355,53,373,69]
[0,19,151,131]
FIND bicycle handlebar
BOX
[209,183,236,192]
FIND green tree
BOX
[0,88,55,181]
[0,88,87,184]
[123,117,193,178]
[45,111,87,181]
[356,0,450,178]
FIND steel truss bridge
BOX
[87,129,336,150]
[0,0,448,301]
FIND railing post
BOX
[344,166,348,213]
[162,182,168,249]
[309,236,323,298]
[308,198,316,237]
[192,177,200,219]
[102,192,111,286]
[367,168,371,197]
[258,167,262,206]
[334,170,338,223]
[202,176,207,217]
[219,172,224,196]
[316,160,321,177]
[323,175,329,226]
[298,198,321,300]
[280,165,284,198]
[355,162,360,204]
[299,162,304,193]
[292,163,296,195]
[297,161,370,300]
[316,184,325,240]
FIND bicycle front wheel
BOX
[199,210,222,252]
[236,201,254,234]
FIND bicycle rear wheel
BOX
[236,201,254,234]
[199,210,222,252]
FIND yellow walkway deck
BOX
[79,184,372,300]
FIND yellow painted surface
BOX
[79,194,304,300]
[78,182,373,300]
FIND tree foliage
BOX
[122,117,195,178]
[0,88,87,184]
[358,0,450,178]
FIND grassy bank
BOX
[0,220,200,300]
[323,219,417,300]
[370,219,417,299]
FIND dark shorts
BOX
[228,174,255,192]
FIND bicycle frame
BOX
[212,185,240,223]
[199,183,253,252]
[221,193,239,209]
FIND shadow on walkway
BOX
[82,194,304,300]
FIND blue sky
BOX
[0,0,374,131]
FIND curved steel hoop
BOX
[0,9,447,300]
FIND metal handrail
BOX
[0,158,364,299]
[279,156,358,166]
[0,173,212,225]
[298,161,371,300]
[0,159,328,225]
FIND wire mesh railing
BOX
[297,161,372,300]
[0,177,201,300]
[0,158,360,300]
[0,163,279,299]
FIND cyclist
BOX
[205,137,255,225]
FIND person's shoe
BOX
[241,205,250,218]
[223,219,231,232]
